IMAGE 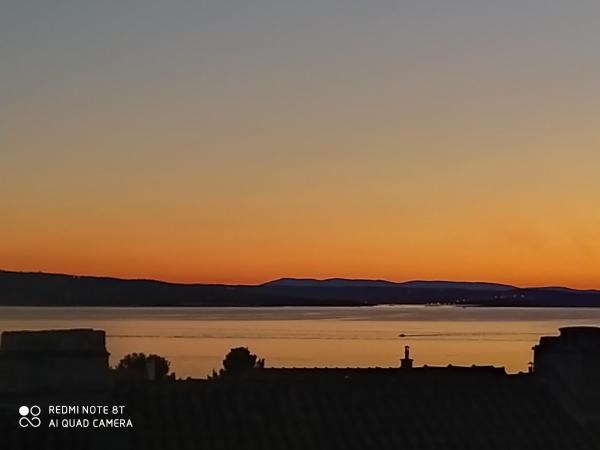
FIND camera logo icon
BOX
[18,405,42,428]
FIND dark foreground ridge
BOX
[1,327,600,449]
[1,269,600,307]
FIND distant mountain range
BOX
[264,278,515,291]
[1,270,599,307]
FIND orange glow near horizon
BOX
[2,136,600,290]
[2,132,599,290]
[2,202,599,289]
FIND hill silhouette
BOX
[1,270,599,307]
[264,277,515,291]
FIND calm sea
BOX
[1,306,599,377]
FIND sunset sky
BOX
[1,1,599,288]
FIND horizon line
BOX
[1,268,597,292]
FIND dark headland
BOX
[1,269,599,307]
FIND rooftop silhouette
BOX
[1,327,600,449]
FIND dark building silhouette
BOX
[0,329,111,395]
[533,326,600,440]
[1,327,600,449]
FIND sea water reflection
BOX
[1,305,599,377]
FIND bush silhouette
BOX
[213,347,265,378]
[116,352,171,379]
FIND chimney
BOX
[401,345,413,369]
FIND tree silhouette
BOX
[116,352,171,379]
[214,347,265,378]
